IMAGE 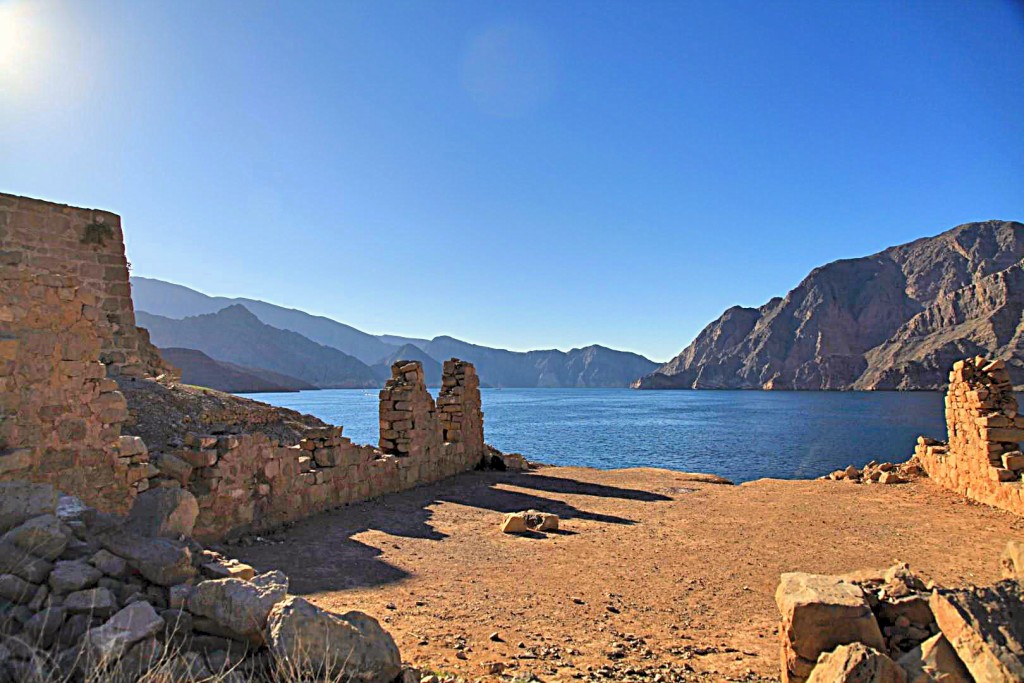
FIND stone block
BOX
[930,580,1024,682]
[776,572,884,683]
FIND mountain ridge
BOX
[635,220,1024,390]
[132,277,661,389]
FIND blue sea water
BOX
[239,389,948,484]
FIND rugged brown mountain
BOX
[635,220,1024,390]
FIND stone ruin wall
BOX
[174,360,486,541]
[0,193,156,512]
[0,192,489,540]
[915,356,1024,515]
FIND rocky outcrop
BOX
[636,220,1024,390]
[775,558,1024,683]
[0,481,402,682]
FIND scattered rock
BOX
[807,642,907,682]
[126,487,199,538]
[500,510,560,534]
[0,514,69,560]
[897,633,971,683]
[266,595,402,683]
[63,587,118,618]
[99,531,196,586]
[776,572,885,683]
[90,549,128,578]
[48,560,102,593]
[0,482,57,534]
[0,574,38,604]
[187,571,289,643]
[86,601,165,662]
[929,580,1024,681]
[999,539,1024,580]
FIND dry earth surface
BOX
[224,466,1024,683]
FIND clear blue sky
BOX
[1,0,1022,361]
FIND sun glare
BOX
[0,0,48,97]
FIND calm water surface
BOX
[240,389,947,483]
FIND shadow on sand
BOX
[228,468,672,595]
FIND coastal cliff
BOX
[635,220,1024,390]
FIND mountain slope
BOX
[137,305,378,388]
[131,276,395,365]
[132,276,662,387]
[635,220,1024,390]
[159,347,315,393]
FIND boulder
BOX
[23,606,66,648]
[86,601,165,662]
[500,513,529,534]
[0,482,57,534]
[126,488,199,538]
[89,549,128,578]
[266,596,402,683]
[999,540,1024,580]
[99,531,195,586]
[500,510,560,533]
[201,558,256,581]
[64,587,118,618]
[0,574,38,604]
[776,572,886,683]
[897,633,971,683]
[0,540,54,583]
[1,515,69,560]
[48,560,102,593]
[930,580,1024,682]
[187,571,288,643]
[807,643,907,683]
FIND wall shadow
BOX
[229,468,674,595]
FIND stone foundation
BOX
[915,356,1024,515]
[0,192,490,540]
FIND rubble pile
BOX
[0,480,402,683]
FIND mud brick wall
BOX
[916,357,1024,515]
[0,193,152,511]
[165,360,487,541]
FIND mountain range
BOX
[634,220,1024,390]
[131,277,661,391]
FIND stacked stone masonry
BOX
[0,192,490,541]
[0,193,160,512]
[159,359,486,541]
[916,356,1024,515]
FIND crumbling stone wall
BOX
[0,194,153,511]
[0,191,490,540]
[178,360,487,540]
[916,356,1024,515]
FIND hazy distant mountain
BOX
[131,276,662,387]
[131,277,394,365]
[137,306,378,389]
[160,347,315,393]
[635,220,1024,390]
[419,336,661,388]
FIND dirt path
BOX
[226,466,1023,682]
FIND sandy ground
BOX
[226,466,1024,682]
